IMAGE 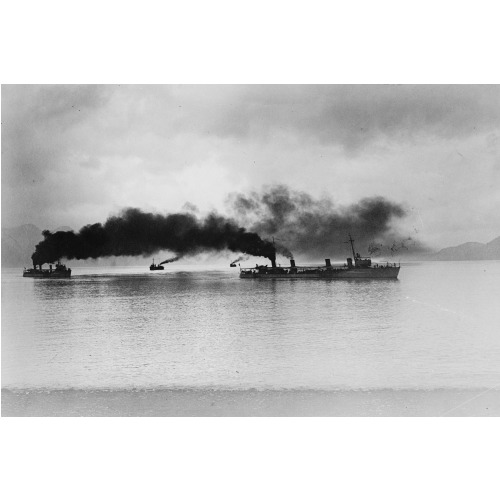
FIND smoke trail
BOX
[30,186,427,266]
[368,242,382,256]
[230,255,250,266]
[229,185,427,258]
[31,209,284,266]
[274,242,294,259]
[368,237,418,257]
[159,256,182,265]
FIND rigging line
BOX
[439,384,499,417]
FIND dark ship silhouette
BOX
[149,259,164,271]
[239,235,400,279]
[23,261,72,278]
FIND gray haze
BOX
[2,85,499,249]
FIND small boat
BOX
[230,263,237,267]
[149,259,164,271]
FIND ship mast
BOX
[345,234,357,260]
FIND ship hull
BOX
[23,270,71,278]
[240,267,399,279]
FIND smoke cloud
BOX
[30,185,425,267]
[31,208,280,266]
[229,185,426,258]
[159,256,182,265]
[230,255,250,266]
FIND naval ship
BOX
[23,261,72,278]
[149,259,165,271]
[239,235,400,279]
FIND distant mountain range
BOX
[425,236,500,261]
[2,224,500,267]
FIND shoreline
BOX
[3,388,499,417]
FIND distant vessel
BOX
[23,261,71,278]
[149,259,164,271]
[240,235,400,279]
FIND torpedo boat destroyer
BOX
[23,261,72,278]
[240,235,400,279]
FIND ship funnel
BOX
[347,257,353,268]
[325,259,331,267]
[290,259,296,267]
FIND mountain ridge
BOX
[426,236,500,261]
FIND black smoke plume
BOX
[159,256,181,265]
[229,185,427,258]
[31,209,281,266]
[230,255,250,266]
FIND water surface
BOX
[3,261,499,394]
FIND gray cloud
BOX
[2,85,499,249]
[2,85,113,186]
[178,85,500,150]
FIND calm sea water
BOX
[2,261,500,391]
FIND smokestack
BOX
[290,259,296,267]
[325,258,331,267]
[270,255,276,268]
[347,257,353,268]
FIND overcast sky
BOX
[2,84,499,249]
